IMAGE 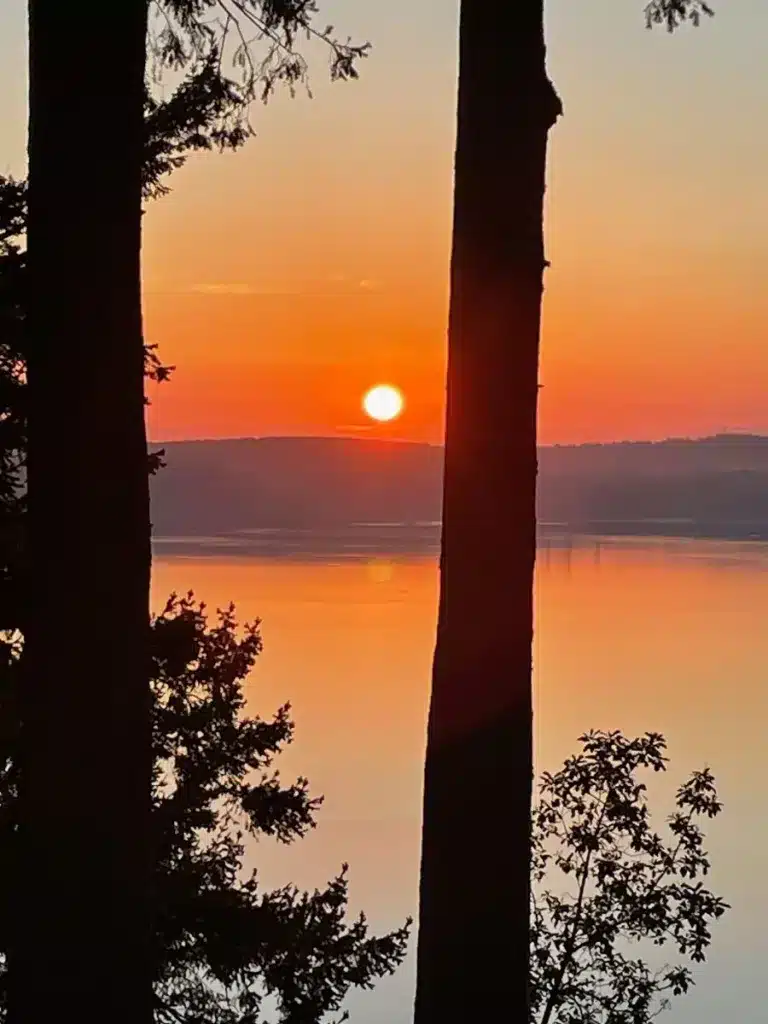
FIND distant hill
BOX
[150,434,768,547]
[151,436,442,534]
[536,434,768,537]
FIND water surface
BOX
[152,537,768,1023]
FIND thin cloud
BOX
[145,280,387,298]
[190,283,290,296]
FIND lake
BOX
[152,537,768,1023]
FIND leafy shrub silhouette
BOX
[531,730,728,1024]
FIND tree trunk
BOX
[11,4,152,1023]
[414,2,560,1021]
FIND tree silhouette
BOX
[17,3,368,1021]
[417,4,714,1023]
[20,6,154,1022]
[531,730,727,1024]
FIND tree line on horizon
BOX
[2,1,725,1023]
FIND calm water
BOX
[152,538,768,1023]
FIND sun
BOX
[362,384,404,423]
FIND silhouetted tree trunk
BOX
[11,5,152,1023]
[414,2,561,1021]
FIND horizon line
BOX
[148,430,768,449]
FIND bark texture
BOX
[12,4,153,1022]
[414,2,561,1021]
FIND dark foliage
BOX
[531,731,728,1024]
[150,0,368,97]
[149,596,409,1024]
[645,1,715,31]
[143,0,369,195]
[143,59,251,199]
[0,594,409,1022]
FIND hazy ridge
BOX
[150,434,768,552]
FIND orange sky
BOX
[2,0,767,443]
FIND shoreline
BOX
[152,523,768,561]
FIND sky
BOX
[1,0,767,445]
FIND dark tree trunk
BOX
[414,2,560,1021]
[11,4,152,1023]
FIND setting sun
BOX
[363,384,404,423]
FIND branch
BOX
[539,791,609,1024]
